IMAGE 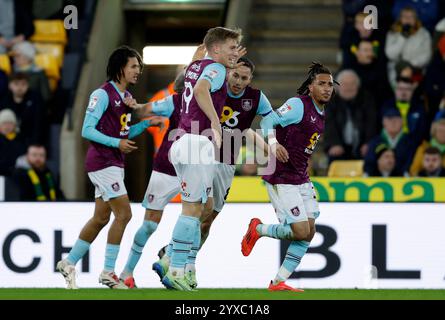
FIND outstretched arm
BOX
[129,116,164,139]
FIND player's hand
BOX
[119,139,138,154]
[124,97,139,109]
[192,43,207,61]
[231,46,248,69]
[211,120,222,149]
[147,116,165,130]
[270,142,289,163]
[237,46,247,59]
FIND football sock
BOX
[273,240,309,284]
[122,220,158,276]
[66,239,91,265]
[104,243,120,272]
[256,224,293,240]
[170,215,199,276]
[165,240,173,258]
[185,219,201,273]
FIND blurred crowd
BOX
[321,0,445,177]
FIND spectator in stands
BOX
[340,12,385,67]
[342,40,392,106]
[0,109,26,176]
[13,144,65,201]
[33,0,86,20]
[391,60,423,90]
[365,144,403,177]
[381,77,427,143]
[0,0,35,54]
[385,6,432,87]
[340,1,395,54]
[417,146,445,177]
[409,113,445,176]
[325,69,378,162]
[0,69,7,97]
[432,17,445,48]
[0,73,44,146]
[423,35,445,121]
[364,108,415,176]
[392,0,440,33]
[11,41,51,103]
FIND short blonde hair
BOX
[203,27,243,51]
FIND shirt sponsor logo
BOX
[311,116,317,123]
[242,99,253,111]
[206,187,212,196]
[114,100,121,107]
[148,194,154,203]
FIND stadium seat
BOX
[35,54,60,91]
[34,43,65,67]
[30,20,68,45]
[327,160,364,177]
[0,54,11,75]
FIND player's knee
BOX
[201,221,212,235]
[94,216,110,227]
[116,211,132,224]
[290,224,310,241]
[305,228,316,242]
[292,231,309,241]
[146,210,162,224]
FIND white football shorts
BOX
[266,182,320,225]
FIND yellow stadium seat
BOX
[0,54,11,74]
[34,43,65,67]
[30,20,67,45]
[327,160,364,177]
[35,53,60,91]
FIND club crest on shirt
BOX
[290,206,300,216]
[242,99,253,111]
[148,194,154,203]
[111,182,120,192]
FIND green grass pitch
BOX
[0,289,444,300]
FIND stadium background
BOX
[1,0,445,294]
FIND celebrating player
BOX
[56,46,163,289]
[152,56,275,290]
[160,27,242,291]
[241,62,336,292]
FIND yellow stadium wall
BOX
[227,177,445,203]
